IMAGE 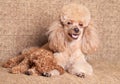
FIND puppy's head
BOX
[60,3,91,41]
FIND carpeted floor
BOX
[0,61,120,84]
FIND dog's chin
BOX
[68,33,79,40]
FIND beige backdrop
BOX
[0,0,120,84]
[0,0,120,64]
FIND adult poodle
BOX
[47,3,99,77]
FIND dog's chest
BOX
[67,41,80,54]
[66,41,83,62]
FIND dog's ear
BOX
[47,21,67,52]
[81,21,99,54]
[60,15,67,22]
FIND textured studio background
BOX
[0,0,120,65]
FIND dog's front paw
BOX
[41,72,51,77]
[76,72,85,78]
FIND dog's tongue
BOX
[72,34,78,39]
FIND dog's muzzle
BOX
[68,28,80,39]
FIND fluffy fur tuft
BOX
[47,21,67,52]
[81,22,99,54]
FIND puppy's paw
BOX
[41,70,60,77]
[42,72,51,77]
[25,71,31,75]
[10,67,21,74]
[25,68,39,76]
[76,72,85,78]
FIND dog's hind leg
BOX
[10,57,29,74]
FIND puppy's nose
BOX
[74,28,79,33]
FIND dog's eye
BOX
[67,22,72,25]
[79,23,83,26]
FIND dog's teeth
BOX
[72,34,78,39]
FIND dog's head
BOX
[60,3,91,41]
[48,3,99,54]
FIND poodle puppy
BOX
[47,3,99,77]
[3,47,64,77]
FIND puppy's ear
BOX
[81,21,99,54]
[47,21,67,52]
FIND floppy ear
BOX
[47,21,67,52]
[81,21,99,54]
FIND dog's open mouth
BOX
[68,33,79,39]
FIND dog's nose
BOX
[74,28,79,33]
